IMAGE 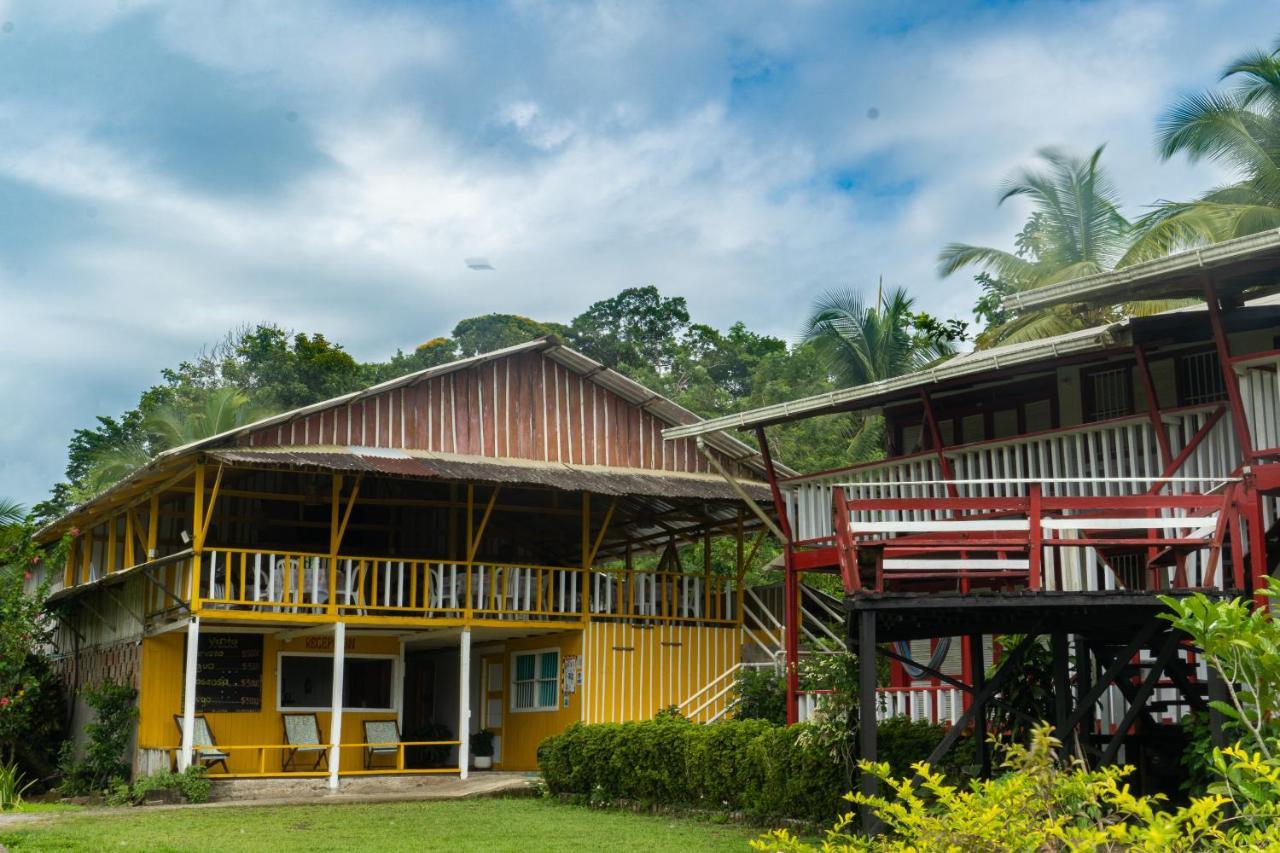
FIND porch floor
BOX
[205,771,534,805]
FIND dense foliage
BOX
[58,680,138,796]
[537,715,963,826]
[33,285,883,521]
[756,582,1280,851]
[0,507,65,785]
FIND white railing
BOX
[190,548,736,624]
[788,404,1238,541]
[875,686,964,725]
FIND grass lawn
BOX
[0,797,757,852]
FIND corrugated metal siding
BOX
[581,622,742,724]
[241,351,752,479]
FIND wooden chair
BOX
[282,713,328,772]
[172,715,230,774]
[362,720,401,770]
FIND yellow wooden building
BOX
[33,338,779,785]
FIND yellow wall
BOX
[580,622,743,724]
[497,631,583,771]
[139,632,401,775]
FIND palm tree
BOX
[1125,40,1280,263]
[83,387,269,494]
[803,285,955,460]
[144,386,267,450]
[938,146,1134,347]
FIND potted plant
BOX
[470,729,495,770]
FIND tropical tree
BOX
[78,387,268,496]
[803,286,957,460]
[1125,38,1280,263]
[938,146,1133,347]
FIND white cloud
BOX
[3,0,1280,505]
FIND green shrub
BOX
[107,766,210,807]
[538,714,957,825]
[58,680,138,795]
[734,668,786,724]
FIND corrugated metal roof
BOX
[207,446,772,501]
[150,336,771,473]
[662,284,1280,443]
[662,322,1122,440]
[1002,228,1280,312]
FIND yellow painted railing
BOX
[185,548,739,625]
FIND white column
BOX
[328,621,346,790]
[458,628,471,780]
[179,616,200,771]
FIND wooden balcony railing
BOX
[788,403,1240,543]
[146,548,739,626]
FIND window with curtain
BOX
[511,650,559,712]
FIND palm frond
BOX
[0,498,25,528]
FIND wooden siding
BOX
[240,351,750,477]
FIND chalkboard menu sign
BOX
[192,633,263,713]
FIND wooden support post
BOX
[784,548,799,724]
[81,528,92,585]
[580,492,591,622]
[1203,279,1254,459]
[179,616,200,771]
[1051,633,1070,745]
[328,621,346,790]
[1028,483,1043,590]
[106,514,118,575]
[328,475,343,617]
[464,485,474,618]
[967,633,989,777]
[1244,479,1268,605]
[147,494,159,560]
[856,610,880,836]
[1074,636,1094,758]
[190,466,204,611]
[458,628,472,780]
[123,511,135,570]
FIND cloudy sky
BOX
[1,0,1277,506]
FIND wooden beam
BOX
[197,463,224,550]
[697,438,787,543]
[467,486,501,564]
[1100,631,1182,764]
[333,474,363,555]
[1134,345,1174,468]
[584,497,618,568]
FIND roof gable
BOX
[211,338,768,480]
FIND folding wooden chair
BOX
[362,719,401,770]
[172,714,230,774]
[282,713,328,771]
